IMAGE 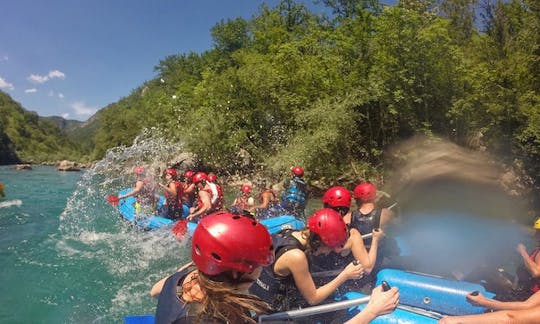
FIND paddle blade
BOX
[107,195,119,206]
[172,220,188,240]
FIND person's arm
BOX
[254,192,271,209]
[187,191,211,221]
[277,249,363,305]
[348,228,382,274]
[118,180,143,199]
[345,285,399,324]
[466,290,540,311]
[517,243,540,278]
[159,182,177,196]
[150,262,194,297]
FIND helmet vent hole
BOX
[232,215,241,220]
[252,221,257,226]
[194,244,201,255]
[211,252,222,261]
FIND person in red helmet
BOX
[231,183,255,214]
[181,170,196,208]
[279,165,308,217]
[206,172,224,212]
[313,186,384,294]
[158,168,184,220]
[250,208,381,313]
[253,179,280,218]
[151,211,274,323]
[118,165,157,212]
[348,182,394,247]
[186,172,213,222]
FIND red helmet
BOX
[353,182,377,202]
[165,168,177,178]
[192,172,207,184]
[291,166,304,177]
[308,208,348,248]
[133,166,145,175]
[241,184,252,194]
[207,172,217,182]
[183,170,194,180]
[322,186,352,208]
[192,211,274,275]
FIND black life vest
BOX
[249,230,307,311]
[350,208,382,248]
[155,266,200,324]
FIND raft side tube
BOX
[376,268,495,316]
[340,291,438,324]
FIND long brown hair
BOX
[183,270,272,323]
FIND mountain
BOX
[40,116,83,132]
[0,90,86,164]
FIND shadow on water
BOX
[383,137,534,297]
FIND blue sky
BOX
[1,0,333,121]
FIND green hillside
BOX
[0,91,86,164]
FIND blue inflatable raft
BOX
[126,267,496,323]
[116,189,305,235]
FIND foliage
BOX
[0,91,84,163]
[6,0,539,191]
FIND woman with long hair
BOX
[151,211,274,323]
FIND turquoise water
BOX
[0,165,189,323]
[0,159,318,324]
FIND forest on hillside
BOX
[1,0,539,198]
[86,0,539,184]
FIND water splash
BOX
[56,130,193,322]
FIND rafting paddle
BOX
[107,195,119,206]
[172,220,188,240]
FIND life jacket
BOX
[249,230,307,311]
[165,180,183,208]
[209,182,224,210]
[182,183,196,208]
[280,177,307,215]
[349,208,382,248]
[197,188,214,214]
[234,195,251,210]
[154,265,199,324]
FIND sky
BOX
[0,0,332,121]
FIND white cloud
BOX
[61,113,70,119]
[48,70,65,79]
[27,70,66,84]
[72,101,97,116]
[28,74,49,84]
[58,93,64,99]
[25,88,37,93]
[0,77,14,90]
[0,56,8,62]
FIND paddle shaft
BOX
[257,296,371,322]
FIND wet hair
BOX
[183,270,271,324]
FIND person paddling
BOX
[250,208,372,313]
[117,165,157,213]
[279,166,308,218]
[230,183,254,214]
[151,211,274,323]
[158,168,184,220]
[312,186,383,294]
[186,172,213,222]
